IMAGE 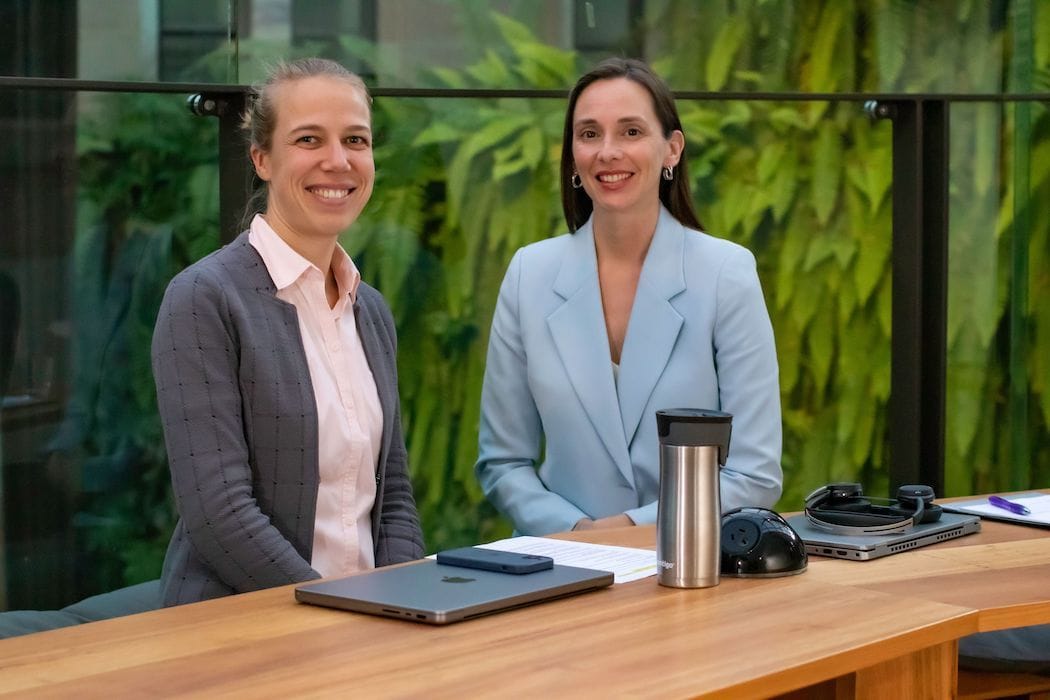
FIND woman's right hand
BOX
[573,514,634,531]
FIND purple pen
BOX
[988,495,1031,516]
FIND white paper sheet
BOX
[946,492,1050,526]
[476,536,657,584]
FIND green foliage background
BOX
[67,1,1050,589]
[66,92,219,588]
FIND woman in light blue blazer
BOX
[475,58,783,536]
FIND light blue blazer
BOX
[475,206,783,535]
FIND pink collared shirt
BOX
[249,215,381,577]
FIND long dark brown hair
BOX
[560,57,702,233]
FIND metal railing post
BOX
[188,91,251,243]
[873,98,950,495]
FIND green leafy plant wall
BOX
[345,3,1050,550]
[66,1,1049,590]
[343,4,1049,552]
[68,92,218,589]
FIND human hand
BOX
[573,514,634,531]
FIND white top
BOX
[249,214,380,577]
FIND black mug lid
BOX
[656,408,733,463]
[657,408,732,425]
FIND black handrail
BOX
[2,75,1049,102]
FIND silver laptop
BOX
[783,511,981,561]
[295,560,614,625]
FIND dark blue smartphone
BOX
[435,547,554,574]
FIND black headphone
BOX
[804,483,942,536]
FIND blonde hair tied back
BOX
[240,58,370,227]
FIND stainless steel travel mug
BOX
[656,408,733,588]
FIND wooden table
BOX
[0,535,981,698]
[563,513,1050,633]
[806,518,1050,632]
[577,513,1050,698]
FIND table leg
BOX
[773,641,957,699]
[851,640,957,699]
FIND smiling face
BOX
[250,75,374,243]
[571,77,683,223]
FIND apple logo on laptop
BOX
[441,575,475,584]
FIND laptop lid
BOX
[295,560,614,625]
[783,511,981,561]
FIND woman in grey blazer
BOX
[152,58,423,607]
[475,58,783,536]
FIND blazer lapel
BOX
[547,223,634,482]
[618,207,686,447]
[353,297,396,461]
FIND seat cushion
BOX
[959,625,1050,674]
[61,579,160,619]
[0,580,160,639]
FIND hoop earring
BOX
[662,166,674,181]
[571,172,582,189]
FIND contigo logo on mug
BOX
[657,560,675,570]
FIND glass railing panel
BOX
[944,99,1050,496]
[353,95,893,539]
[2,88,890,613]
[254,1,1032,95]
[0,87,218,611]
[1,1,238,82]
[6,2,1047,97]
